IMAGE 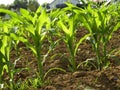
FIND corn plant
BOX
[78,3,120,70]
[0,17,29,89]
[19,7,52,85]
[0,21,14,89]
[18,8,64,86]
[56,3,90,72]
[0,7,65,87]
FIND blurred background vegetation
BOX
[0,0,40,12]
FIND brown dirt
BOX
[4,28,120,90]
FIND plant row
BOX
[0,2,120,89]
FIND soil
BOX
[4,27,120,90]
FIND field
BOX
[9,28,120,90]
[0,2,120,90]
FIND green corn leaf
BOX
[0,40,2,48]
[10,33,27,42]
[26,25,35,35]
[49,8,62,21]
[108,22,120,40]
[33,6,43,25]
[0,9,22,22]
[44,67,66,79]
[40,32,47,42]
[26,44,37,56]
[0,26,10,74]
[112,22,120,32]
[36,6,42,14]
[20,8,29,16]
[82,17,92,33]
[20,8,33,23]
[38,9,49,34]
[69,18,74,37]
[0,52,5,76]
[58,20,70,35]
[74,34,91,56]
[9,33,37,55]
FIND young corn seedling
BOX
[20,7,52,85]
[0,21,14,90]
[0,12,29,89]
[0,7,66,87]
[57,3,90,72]
[79,3,120,70]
